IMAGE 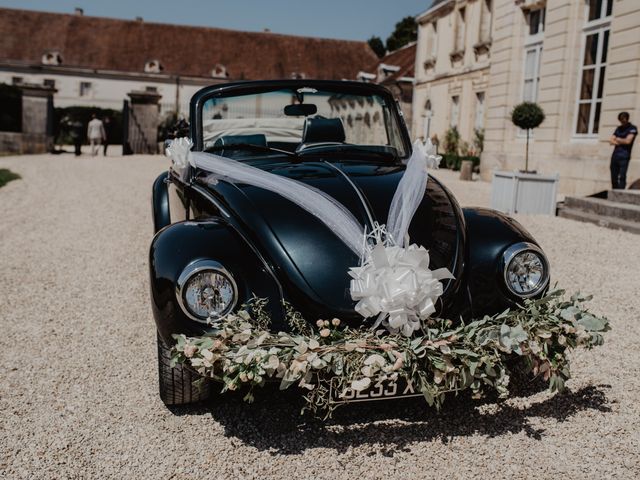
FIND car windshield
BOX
[200,87,408,159]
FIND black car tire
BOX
[157,333,211,405]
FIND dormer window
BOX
[42,51,62,66]
[357,71,376,83]
[144,60,163,73]
[211,64,229,79]
[378,63,400,78]
[290,72,306,80]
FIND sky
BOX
[0,0,430,41]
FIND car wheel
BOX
[157,332,212,405]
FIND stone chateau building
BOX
[0,7,378,117]
[413,0,640,195]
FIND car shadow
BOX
[167,383,612,455]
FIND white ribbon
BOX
[165,137,193,178]
[349,238,454,337]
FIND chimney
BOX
[135,16,144,22]
[263,28,271,33]
[74,7,83,16]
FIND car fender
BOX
[463,207,540,317]
[149,218,284,343]
[152,171,171,233]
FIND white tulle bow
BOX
[349,233,454,337]
[165,137,193,177]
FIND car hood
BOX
[196,158,464,320]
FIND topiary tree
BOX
[511,102,545,173]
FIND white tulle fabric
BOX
[167,137,452,336]
[386,139,442,247]
[188,151,365,255]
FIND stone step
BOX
[609,189,640,206]
[558,207,640,235]
[564,196,640,223]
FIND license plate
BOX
[330,376,423,404]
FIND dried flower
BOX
[320,328,331,338]
[331,318,340,327]
[392,357,404,371]
[183,344,197,358]
[316,319,324,328]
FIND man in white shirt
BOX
[87,114,106,156]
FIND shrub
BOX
[443,127,460,155]
[511,102,545,130]
[441,153,480,171]
[473,128,484,153]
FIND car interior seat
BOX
[301,116,346,145]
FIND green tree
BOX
[511,102,545,172]
[368,36,386,58]
[386,16,417,52]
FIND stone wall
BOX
[0,131,51,154]
[0,83,55,154]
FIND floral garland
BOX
[171,290,609,418]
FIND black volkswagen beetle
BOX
[150,80,549,405]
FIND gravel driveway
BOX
[1,154,639,479]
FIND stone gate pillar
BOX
[125,90,162,154]
[20,84,56,153]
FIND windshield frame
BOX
[190,80,412,159]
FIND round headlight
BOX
[502,242,549,298]
[176,260,238,322]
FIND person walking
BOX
[87,114,106,156]
[69,119,84,156]
[102,116,112,156]
[609,112,637,189]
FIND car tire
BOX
[157,332,212,406]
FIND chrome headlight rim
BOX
[501,242,550,299]
[176,259,238,323]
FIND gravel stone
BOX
[1,155,638,479]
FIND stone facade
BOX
[482,0,640,195]
[413,0,640,195]
[413,0,493,151]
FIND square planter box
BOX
[491,171,559,215]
